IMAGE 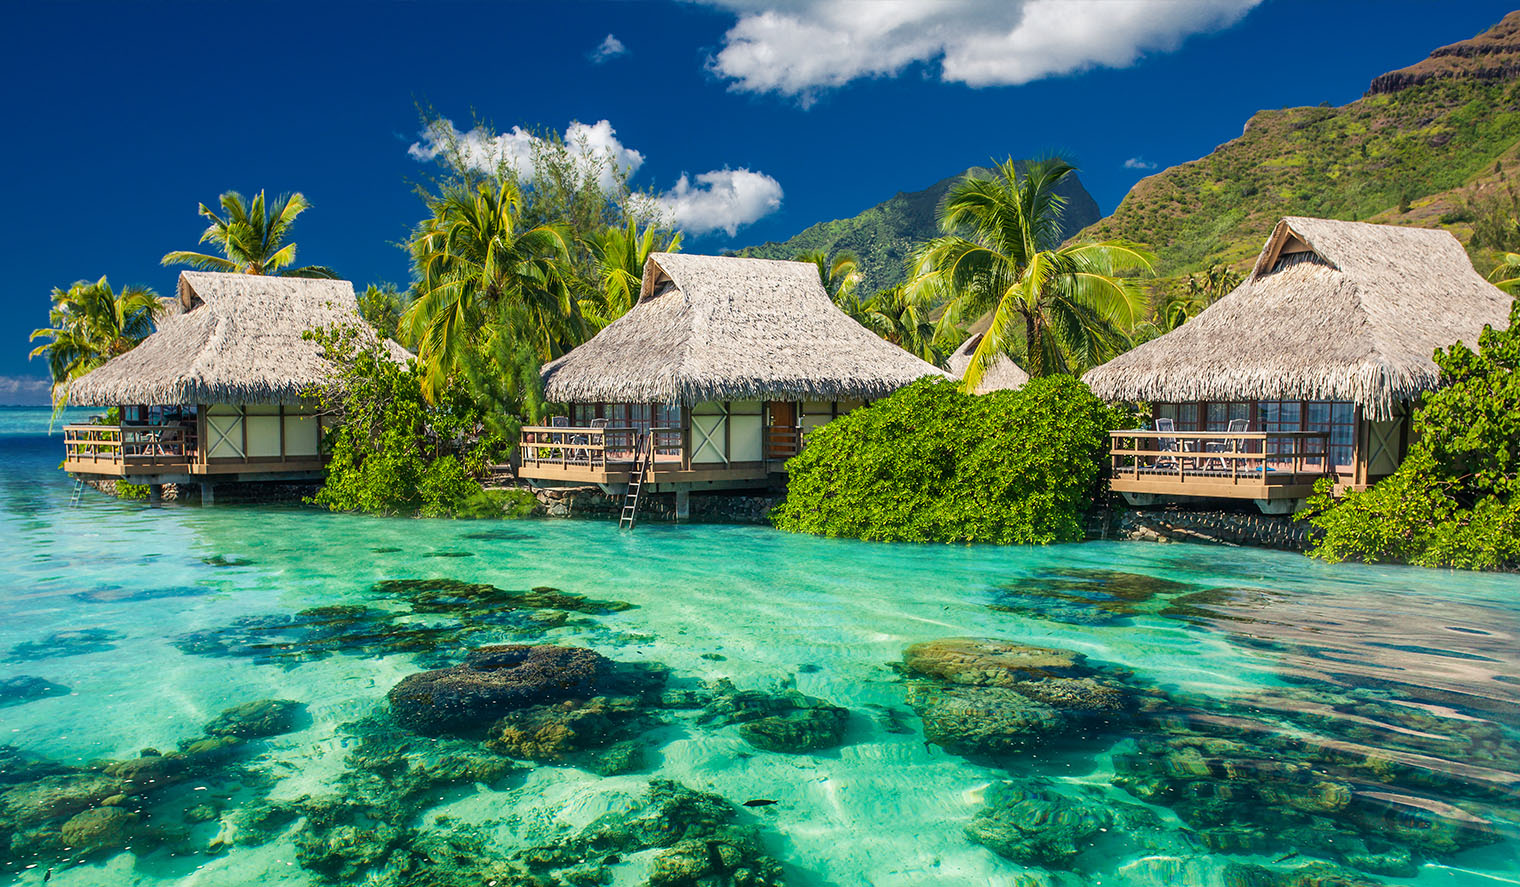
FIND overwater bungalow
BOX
[64,271,406,502]
[520,253,947,506]
[1084,216,1513,513]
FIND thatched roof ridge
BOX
[69,272,409,407]
[541,253,948,403]
[1083,217,1513,419]
[945,332,1030,393]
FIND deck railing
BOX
[763,424,802,460]
[1109,429,1333,485]
[518,426,682,474]
[63,424,199,469]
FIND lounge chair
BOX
[1154,417,1182,470]
[1203,418,1250,472]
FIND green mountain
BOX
[735,165,1101,295]
[1079,10,1520,282]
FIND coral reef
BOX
[5,628,122,662]
[699,680,850,754]
[964,781,1112,869]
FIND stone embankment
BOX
[1090,505,1315,552]
[532,485,779,524]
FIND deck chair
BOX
[1202,418,1250,472]
[1153,417,1181,470]
[154,425,183,457]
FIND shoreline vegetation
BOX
[28,34,1520,570]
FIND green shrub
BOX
[771,377,1123,544]
[307,328,509,518]
[1303,299,1520,569]
[115,480,148,500]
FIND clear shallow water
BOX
[0,406,1517,886]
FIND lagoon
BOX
[0,406,1516,886]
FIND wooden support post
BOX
[674,487,690,522]
[148,484,163,506]
[200,482,215,506]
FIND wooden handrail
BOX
[1108,428,1333,485]
[63,424,199,466]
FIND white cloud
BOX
[701,0,1261,102]
[0,376,52,405]
[590,33,628,63]
[408,119,646,192]
[410,119,784,237]
[1123,157,1158,170]
[641,169,785,237]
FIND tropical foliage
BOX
[1488,251,1520,295]
[740,165,1102,295]
[772,377,1123,544]
[582,218,681,329]
[1302,299,1520,569]
[29,276,160,408]
[402,176,578,397]
[307,327,532,518]
[857,283,948,364]
[356,283,407,339]
[161,190,335,278]
[910,158,1151,387]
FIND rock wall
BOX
[1090,505,1315,552]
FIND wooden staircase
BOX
[618,433,655,529]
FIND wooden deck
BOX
[517,424,790,488]
[1109,429,1334,501]
[62,424,326,481]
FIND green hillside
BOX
[1079,10,1520,280]
[735,165,1101,294]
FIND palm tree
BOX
[858,284,946,363]
[161,190,336,278]
[910,158,1152,388]
[29,276,160,408]
[797,249,864,317]
[1488,252,1520,294]
[403,177,578,397]
[582,218,682,330]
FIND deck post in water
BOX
[675,487,690,523]
[200,482,215,506]
[148,484,163,506]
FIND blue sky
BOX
[3,0,1515,401]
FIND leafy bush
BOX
[115,480,148,500]
[771,377,1123,544]
[306,327,511,518]
[1303,299,1520,569]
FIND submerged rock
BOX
[59,805,138,854]
[966,781,1112,869]
[0,675,69,708]
[910,685,1064,755]
[486,696,643,762]
[204,699,307,738]
[5,628,122,662]
[516,779,785,887]
[988,569,1193,625]
[901,639,1131,757]
[700,680,850,754]
[388,645,615,734]
[903,638,1087,686]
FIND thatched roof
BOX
[1083,217,1514,419]
[946,332,1030,393]
[69,272,409,407]
[541,253,948,404]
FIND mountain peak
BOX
[1367,10,1520,96]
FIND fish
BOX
[1273,852,1300,863]
[603,854,621,865]
[43,869,52,883]
[743,799,778,807]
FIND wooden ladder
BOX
[618,433,654,530]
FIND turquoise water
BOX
[0,405,1517,886]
